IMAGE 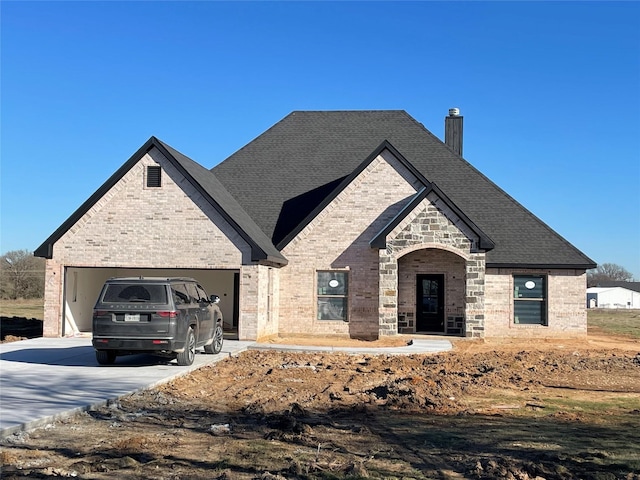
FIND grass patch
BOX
[588,308,640,338]
[542,395,640,416]
[0,298,44,320]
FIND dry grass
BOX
[587,308,640,339]
[0,298,44,320]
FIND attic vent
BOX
[146,166,162,188]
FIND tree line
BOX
[1,250,45,299]
[586,263,635,287]
[0,250,635,300]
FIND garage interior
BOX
[63,267,239,337]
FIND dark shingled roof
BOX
[212,110,595,268]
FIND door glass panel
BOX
[422,279,439,313]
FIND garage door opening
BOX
[63,267,239,337]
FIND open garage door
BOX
[63,267,239,336]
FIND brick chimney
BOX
[445,108,463,156]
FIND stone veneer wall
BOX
[484,268,587,337]
[279,151,420,339]
[379,194,487,337]
[42,147,250,337]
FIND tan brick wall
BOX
[239,265,280,341]
[41,144,589,341]
[42,259,64,337]
[484,268,587,337]
[279,151,418,338]
[51,148,249,268]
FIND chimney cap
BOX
[448,108,460,117]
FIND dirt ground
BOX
[2,332,640,479]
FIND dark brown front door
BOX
[416,274,445,332]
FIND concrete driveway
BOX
[1,336,452,438]
[0,336,254,437]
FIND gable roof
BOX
[212,110,595,269]
[370,182,496,251]
[35,137,287,265]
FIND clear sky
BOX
[1,1,639,279]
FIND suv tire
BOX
[204,324,224,354]
[176,327,196,366]
[96,350,117,365]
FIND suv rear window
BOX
[102,284,168,303]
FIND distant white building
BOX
[587,283,640,309]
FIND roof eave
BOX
[486,262,597,270]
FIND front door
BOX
[416,274,445,332]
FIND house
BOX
[35,109,596,340]
[587,282,640,309]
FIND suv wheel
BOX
[204,324,224,354]
[96,350,116,365]
[176,327,196,366]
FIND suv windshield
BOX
[102,284,168,303]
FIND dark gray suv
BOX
[92,277,224,366]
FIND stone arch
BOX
[394,242,471,262]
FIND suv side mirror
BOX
[210,295,220,304]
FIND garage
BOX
[35,137,287,340]
[62,267,240,336]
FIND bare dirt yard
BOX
[1,310,640,479]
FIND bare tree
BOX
[587,263,634,287]
[0,250,45,299]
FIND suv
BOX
[92,277,224,366]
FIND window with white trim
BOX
[317,271,348,321]
[513,275,547,325]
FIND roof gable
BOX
[35,137,286,265]
[275,140,427,249]
[370,183,495,251]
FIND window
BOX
[317,271,348,321]
[186,283,200,303]
[146,165,162,187]
[103,283,168,304]
[196,285,210,304]
[513,275,547,325]
[172,284,191,305]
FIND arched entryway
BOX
[397,248,466,334]
[378,243,486,338]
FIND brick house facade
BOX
[36,110,595,341]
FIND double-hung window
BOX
[513,275,547,325]
[317,271,348,321]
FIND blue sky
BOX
[1,1,639,279]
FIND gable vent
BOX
[146,166,162,187]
